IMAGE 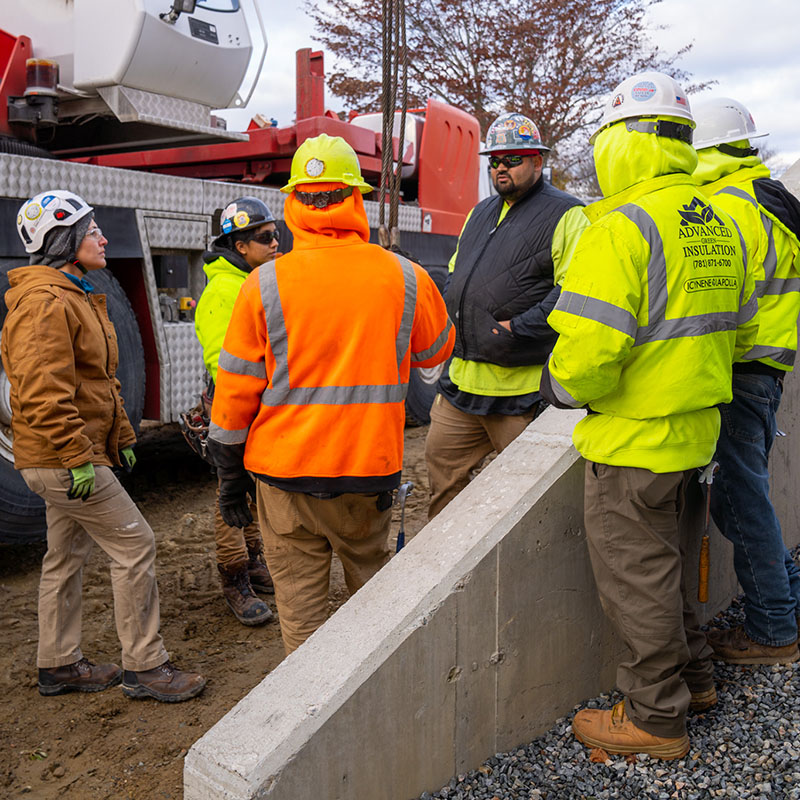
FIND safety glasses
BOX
[85,227,104,240]
[488,154,526,169]
[249,229,280,245]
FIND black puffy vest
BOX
[446,178,583,367]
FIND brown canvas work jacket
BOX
[1,266,135,470]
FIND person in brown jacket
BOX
[2,189,205,702]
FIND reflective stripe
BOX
[718,186,757,209]
[760,213,778,284]
[737,289,759,325]
[617,204,668,324]
[742,345,796,367]
[208,421,250,444]
[258,253,416,407]
[556,291,638,338]
[730,218,749,309]
[261,383,408,407]
[634,311,738,346]
[546,360,581,408]
[412,319,453,362]
[758,277,800,296]
[218,348,267,380]
[393,254,417,372]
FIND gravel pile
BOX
[419,594,800,800]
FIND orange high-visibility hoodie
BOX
[209,182,454,493]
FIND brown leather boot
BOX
[219,559,274,625]
[707,625,799,665]
[122,661,206,702]
[688,686,717,712]
[246,540,274,594]
[572,701,689,760]
[38,657,122,696]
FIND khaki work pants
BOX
[425,393,539,519]
[213,485,264,566]
[583,462,714,738]
[21,466,168,672]
[256,483,391,654]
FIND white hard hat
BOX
[591,71,694,144]
[692,97,768,151]
[16,190,93,254]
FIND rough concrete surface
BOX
[185,373,800,799]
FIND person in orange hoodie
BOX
[207,134,455,654]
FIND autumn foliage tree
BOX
[304,0,698,188]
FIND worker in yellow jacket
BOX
[208,135,454,654]
[195,196,279,626]
[540,73,759,759]
[693,97,800,665]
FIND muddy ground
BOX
[0,423,433,799]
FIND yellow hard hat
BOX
[281,133,373,194]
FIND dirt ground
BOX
[0,423,432,799]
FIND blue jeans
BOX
[711,373,800,646]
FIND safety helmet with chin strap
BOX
[591,71,695,145]
[692,97,768,155]
[16,190,93,254]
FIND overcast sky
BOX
[220,0,800,172]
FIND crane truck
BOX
[0,0,481,543]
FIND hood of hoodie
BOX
[284,181,371,249]
[693,143,767,185]
[593,118,699,198]
[202,243,253,274]
[5,265,85,312]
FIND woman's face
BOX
[75,221,108,271]
[236,222,279,268]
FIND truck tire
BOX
[0,263,145,544]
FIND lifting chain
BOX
[378,0,408,251]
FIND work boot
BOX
[38,657,122,696]
[122,661,206,702]
[707,625,800,665]
[688,686,717,712]
[572,701,689,760]
[246,540,274,594]
[219,559,274,625]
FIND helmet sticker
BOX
[631,81,657,102]
[305,157,325,178]
[502,118,517,129]
[24,203,42,221]
[40,194,55,208]
[612,94,624,108]
[233,211,250,229]
[221,218,234,234]
[53,209,69,221]
[517,124,532,139]
[675,94,687,106]
[494,131,507,144]
[16,214,22,226]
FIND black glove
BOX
[218,474,256,529]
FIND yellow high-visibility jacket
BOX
[696,152,800,372]
[541,121,759,472]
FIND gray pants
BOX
[583,461,714,738]
[21,466,168,672]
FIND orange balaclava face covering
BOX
[284,181,371,249]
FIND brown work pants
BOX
[583,461,714,738]
[425,393,539,519]
[256,483,392,654]
[213,484,263,567]
[21,466,169,672]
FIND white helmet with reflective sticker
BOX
[692,97,768,151]
[16,190,93,254]
[591,71,694,143]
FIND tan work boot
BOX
[688,686,717,712]
[219,559,274,625]
[38,657,121,696]
[122,661,206,702]
[572,701,689,760]
[707,625,800,665]
[246,541,274,594]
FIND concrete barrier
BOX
[184,374,800,799]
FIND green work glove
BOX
[67,463,96,501]
[120,447,136,473]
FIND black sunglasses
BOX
[488,154,527,169]
[249,229,280,244]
